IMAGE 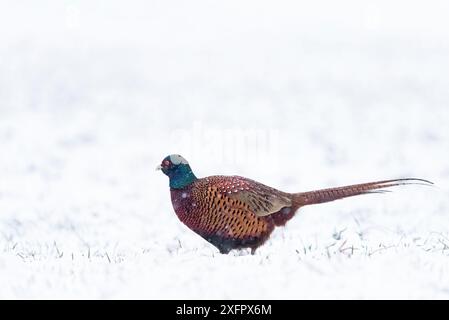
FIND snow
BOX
[1,0,449,299]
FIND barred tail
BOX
[293,178,433,207]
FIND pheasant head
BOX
[156,154,197,189]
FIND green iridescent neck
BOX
[169,163,198,189]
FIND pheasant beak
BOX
[155,164,163,171]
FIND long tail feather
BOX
[293,178,433,207]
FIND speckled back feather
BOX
[171,176,285,253]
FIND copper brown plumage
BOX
[157,154,432,254]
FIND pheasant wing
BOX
[210,176,292,217]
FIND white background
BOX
[1,0,449,299]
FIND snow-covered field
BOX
[1,1,449,299]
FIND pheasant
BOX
[157,154,432,254]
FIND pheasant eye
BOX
[163,160,171,167]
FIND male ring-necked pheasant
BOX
[157,154,431,254]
